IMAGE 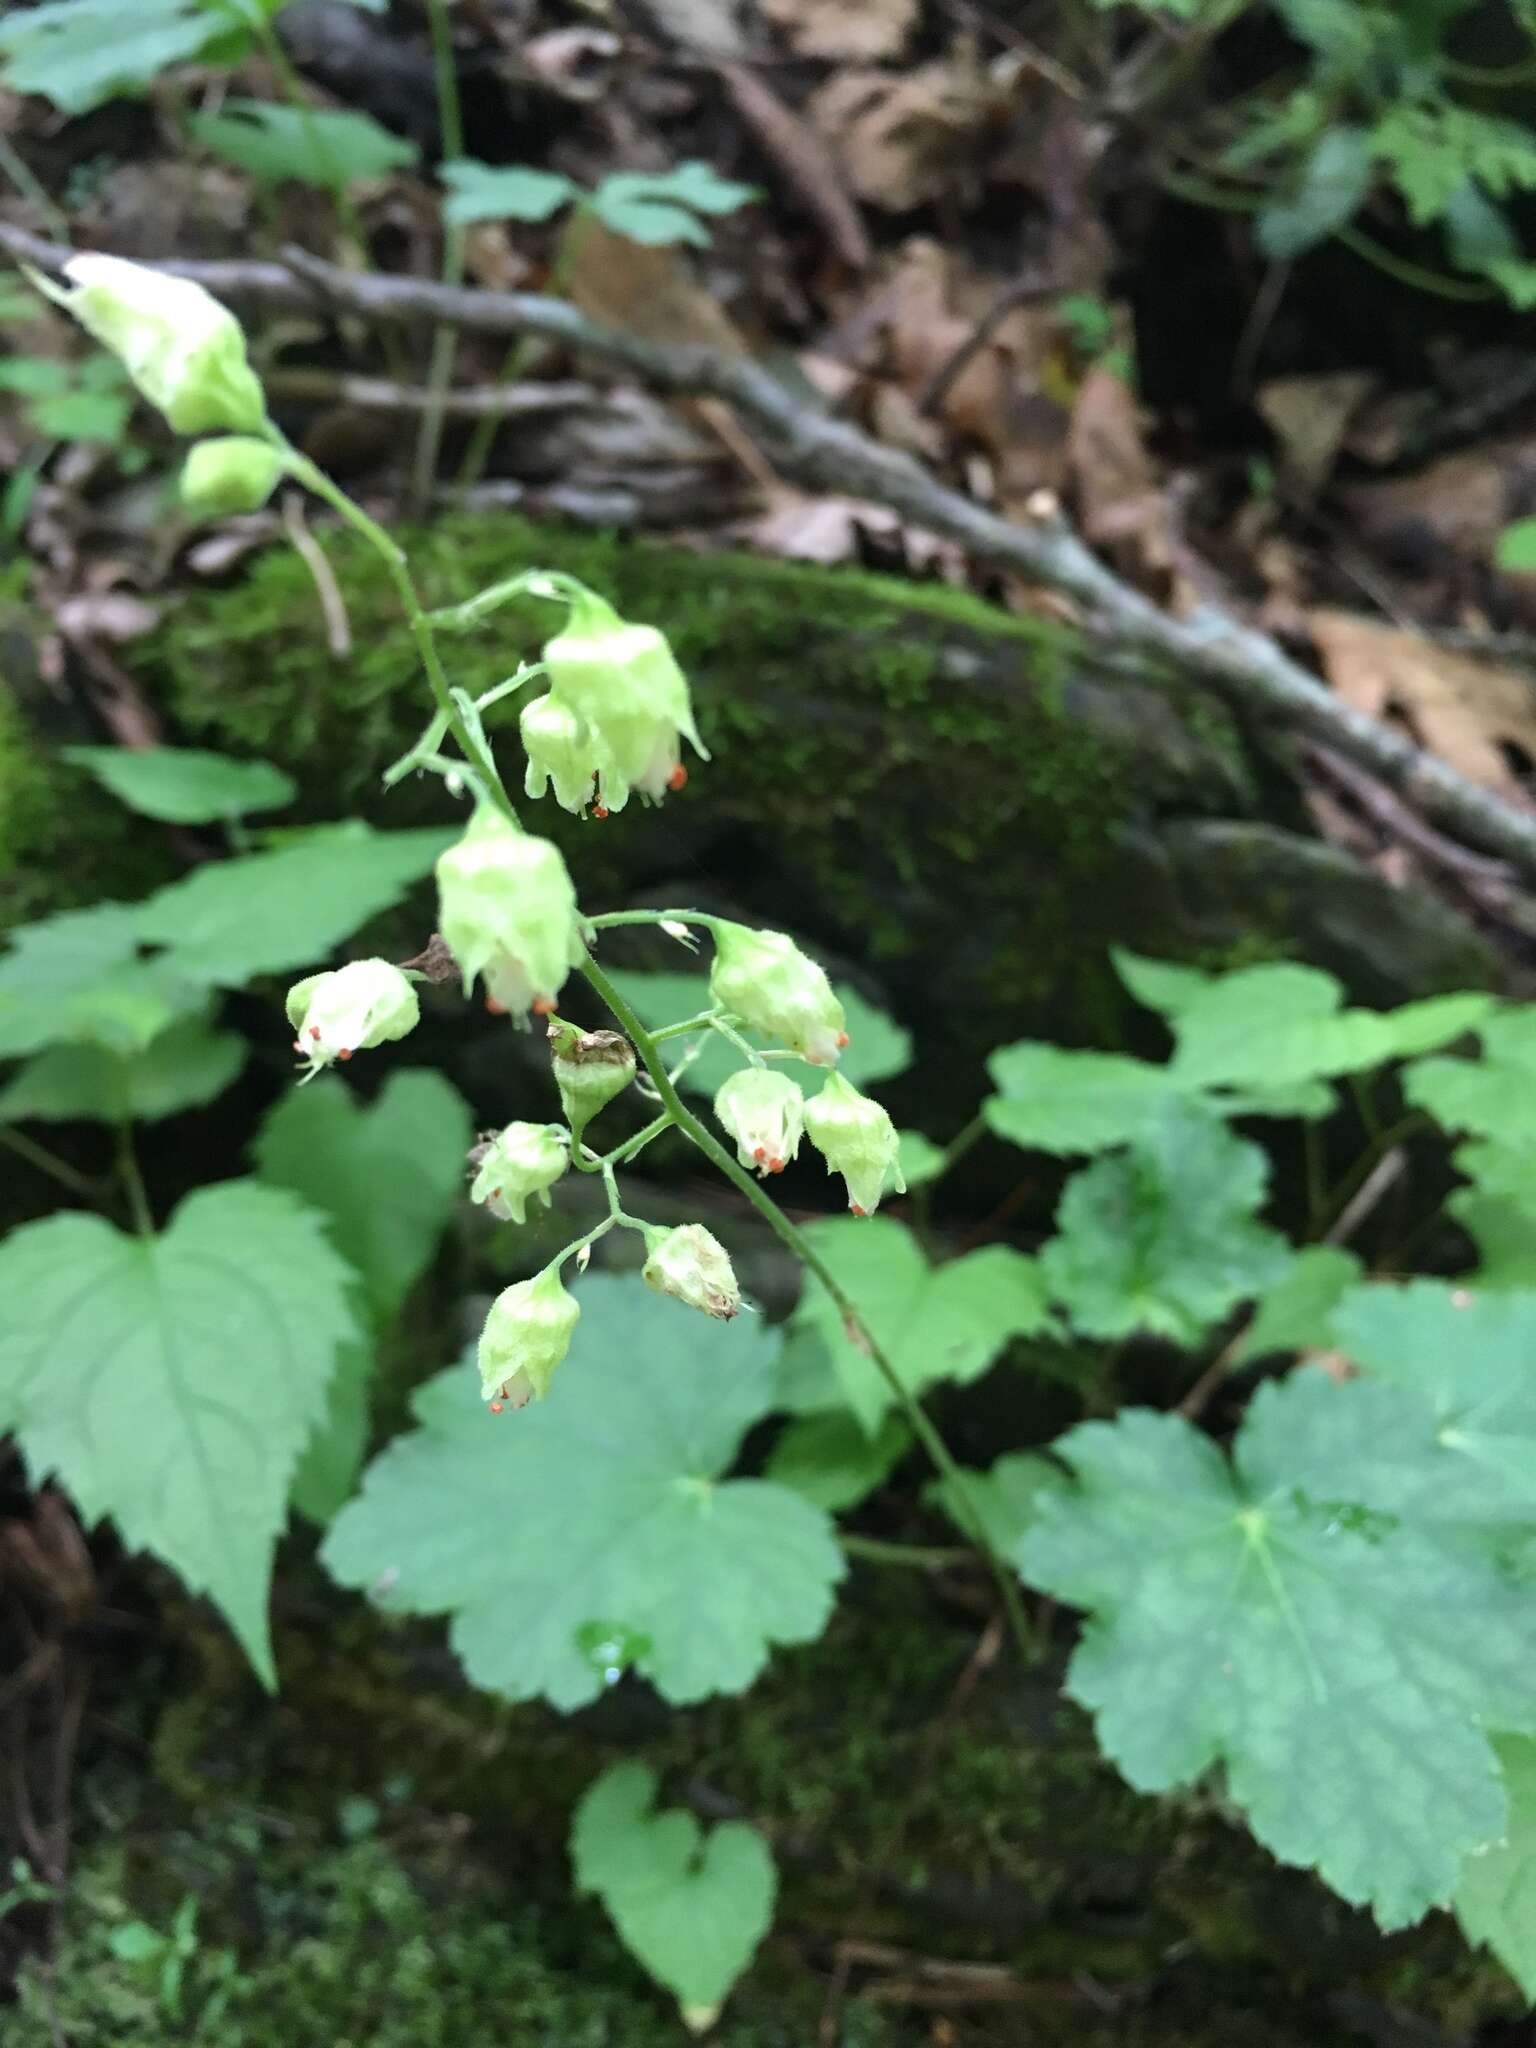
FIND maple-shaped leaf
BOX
[0,1181,356,1685]
[1456,1732,1536,2000]
[1040,1100,1288,1345]
[571,1761,775,2030]
[779,1216,1051,1434]
[1020,1375,1536,1928]
[322,1275,843,1707]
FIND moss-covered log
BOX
[2,517,1512,1113]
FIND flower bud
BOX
[180,435,285,516]
[468,1122,570,1225]
[477,1266,581,1409]
[36,253,267,435]
[642,1223,741,1319]
[520,690,602,816]
[435,804,584,1024]
[547,1018,636,1141]
[803,1072,905,1217]
[714,1068,804,1176]
[285,958,419,1078]
[539,587,707,813]
[708,921,847,1067]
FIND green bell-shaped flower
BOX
[36,253,267,435]
[803,1072,905,1216]
[436,804,585,1023]
[708,921,847,1067]
[478,1265,581,1409]
[713,1068,804,1176]
[642,1223,741,1319]
[181,435,285,516]
[468,1122,570,1225]
[537,585,707,814]
[520,689,603,816]
[285,958,419,1079]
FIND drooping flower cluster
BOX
[803,1072,905,1216]
[285,959,419,1079]
[435,803,585,1023]
[708,921,847,1067]
[468,1122,570,1225]
[521,586,707,817]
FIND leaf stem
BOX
[579,947,1036,1663]
[840,1533,972,1570]
[0,1125,102,1202]
[410,0,467,515]
[117,1121,154,1237]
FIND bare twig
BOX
[916,271,1059,417]
[265,368,599,415]
[1324,1146,1407,1248]
[717,60,871,269]
[1302,741,1520,907]
[281,490,352,656]
[10,225,1536,880]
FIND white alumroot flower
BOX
[285,959,419,1079]
[478,1266,581,1410]
[713,1068,805,1176]
[36,253,268,435]
[642,1224,741,1319]
[803,1072,905,1217]
[529,584,708,817]
[468,1122,570,1225]
[435,803,585,1024]
[708,920,847,1067]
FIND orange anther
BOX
[532,995,557,1016]
[309,1026,321,1040]
[489,1400,505,1415]
[836,1031,849,1048]
[485,995,506,1016]
[770,1158,784,1173]
[592,803,609,820]
[850,1203,867,1217]
[338,1048,352,1060]
[753,1145,767,1161]
[667,764,688,791]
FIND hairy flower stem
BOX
[581,950,1037,1664]
[285,458,1033,1661]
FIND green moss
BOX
[12,1569,1519,2047]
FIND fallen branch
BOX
[7,223,1536,883]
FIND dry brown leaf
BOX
[759,0,917,61]
[807,53,1001,212]
[1310,608,1536,803]
[1066,366,1178,591]
[560,215,746,353]
[1341,444,1536,570]
[1256,371,1375,497]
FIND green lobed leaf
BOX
[252,1070,472,1325]
[1257,127,1375,259]
[607,968,911,1098]
[984,1044,1172,1154]
[1404,1011,1536,1143]
[587,164,755,248]
[1020,1373,1536,1928]
[254,1071,472,1519]
[439,158,578,225]
[571,1761,775,2027]
[323,1274,844,1708]
[190,99,419,191]
[0,0,254,113]
[0,1181,357,1685]
[765,1410,911,1513]
[1040,1100,1289,1346]
[64,744,296,824]
[1456,1733,1536,2000]
[0,903,200,1060]
[0,1012,246,1124]
[925,1451,1067,1555]
[1450,1189,1536,1289]
[895,1129,947,1188]
[784,1217,1052,1434]
[1235,1244,1362,1363]
[27,389,132,442]
[133,823,452,983]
